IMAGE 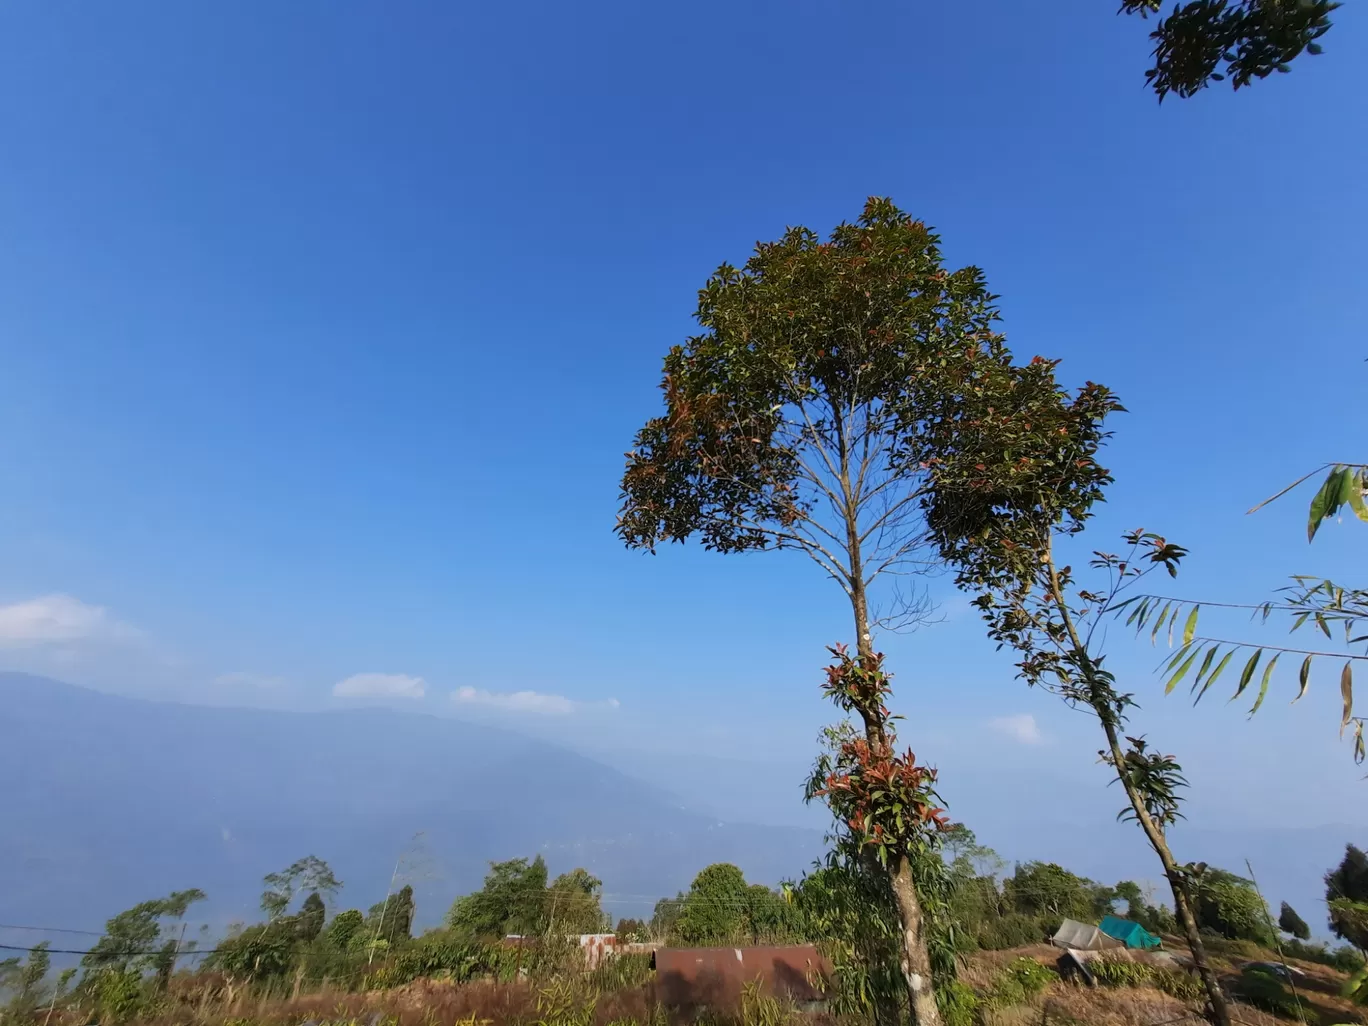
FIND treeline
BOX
[4,839,1368,1024]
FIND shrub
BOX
[988,957,1058,1006]
[1238,965,1317,1023]
[1087,955,1153,989]
[936,980,978,1026]
[1332,944,1367,973]
[976,913,1049,951]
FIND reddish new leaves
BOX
[815,645,948,862]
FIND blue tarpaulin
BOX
[1098,915,1162,950]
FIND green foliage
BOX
[1003,862,1114,923]
[1192,867,1274,945]
[447,856,550,938]
[81,889,207,977]
[1118,0,1339,101]
[975,913,1050,952]
[381,932,508,986]
[1086,955,1204,1001]
[674,864,749,944]
[613,918,645,941]
[1326,844,1368,951]
[90,967,148,1024]
[298,892,327,942]
[533,977,597,1026]
[1114,880,1176,936]
[1238,964,1315,1022]
[739,977,791,1026]
[367,884,417,946]
[985,957,1057,1008]
[261,856,341,920]
[936,980,978,1026]
[1280,901,1312,941]
[203,921,300,982]
[547,869,607,935]
[617,196,1001,571]
[326,909,365,950]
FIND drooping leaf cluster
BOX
[1326,843,1368,952]
[1119,0,1339,100]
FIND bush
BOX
[1087,955,1153,989]
[936,980,978,1026]
[976,913,1049,951]
[988,957,1058,1006]
[1238,965,1317,1023]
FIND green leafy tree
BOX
[1118,0,1339,100]
[546,869,606,936]
[1192,868,1273,945]
[1004,862,1113,923]
[618,197,1032,1026]
[2,942,52,1014]
[297,891,327,942]
[916,353,1231,1024]
[1279,901,1311,941]
[261,856,341,920]
[203,920,299,983]
[675,864,750,944]
[1115,880,1176,936]
[1327,844,1368,954]
[326,909,365,950]
[82,889,207,978]
[446,856,549,938]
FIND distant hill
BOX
[0,673,824,934]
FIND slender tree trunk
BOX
[1097,713,1231,1026]
[848,565,942,1026]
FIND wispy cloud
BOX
[0,594,142,648]
[453,687,617,716]
[989,713,1044,745]
[334,673,426,699]
[215,671,288,690]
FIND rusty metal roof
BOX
[654,945,833,1009]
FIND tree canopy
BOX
[1118,0,1339,100]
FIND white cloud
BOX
[0,594,141,648]
[452,686,580,716]
[989,713,1044,745]
[333,673,426,699]
[215,671,288,689]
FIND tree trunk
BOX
[1098,714,1231,1026]
[848,568,942,1026]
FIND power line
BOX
[0,923,105,937]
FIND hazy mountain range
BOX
[1,672,1357,946]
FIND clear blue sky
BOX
[1,1,1365,834]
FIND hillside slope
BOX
[0,673,823,931]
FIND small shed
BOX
[1098,916,1162,951]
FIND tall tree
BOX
[447,856,549,938]
[1279,901,1311,941]
[546,869,606,936]
[916,356,1231,1025]
[675,864,751,945]
[297,892,327,942]
[261,856,341,920]
[1118,0,1340,100]
[618,197,1026,1026]
[1326,844,1368,954]
[82,889,207,978]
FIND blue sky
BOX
[1,1,1366,836]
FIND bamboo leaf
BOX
[1167,648,1202,694]
[1196,649,1235,703]
[1183,606,1199,646]
[1348,470,1368,523]
[1316,612,1333,639]
[1126,597,1149,629]
[1294,654,1314,703]
[1167,607,1179,647]
[1250,653,1278,715]
[1150,602,1172,646]
[1191,647,1219,694]
[1342,662,1354,736]
[1232,650,1261,702]
[1309,468,1348,541]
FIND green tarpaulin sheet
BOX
[1098,915,1161,950]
